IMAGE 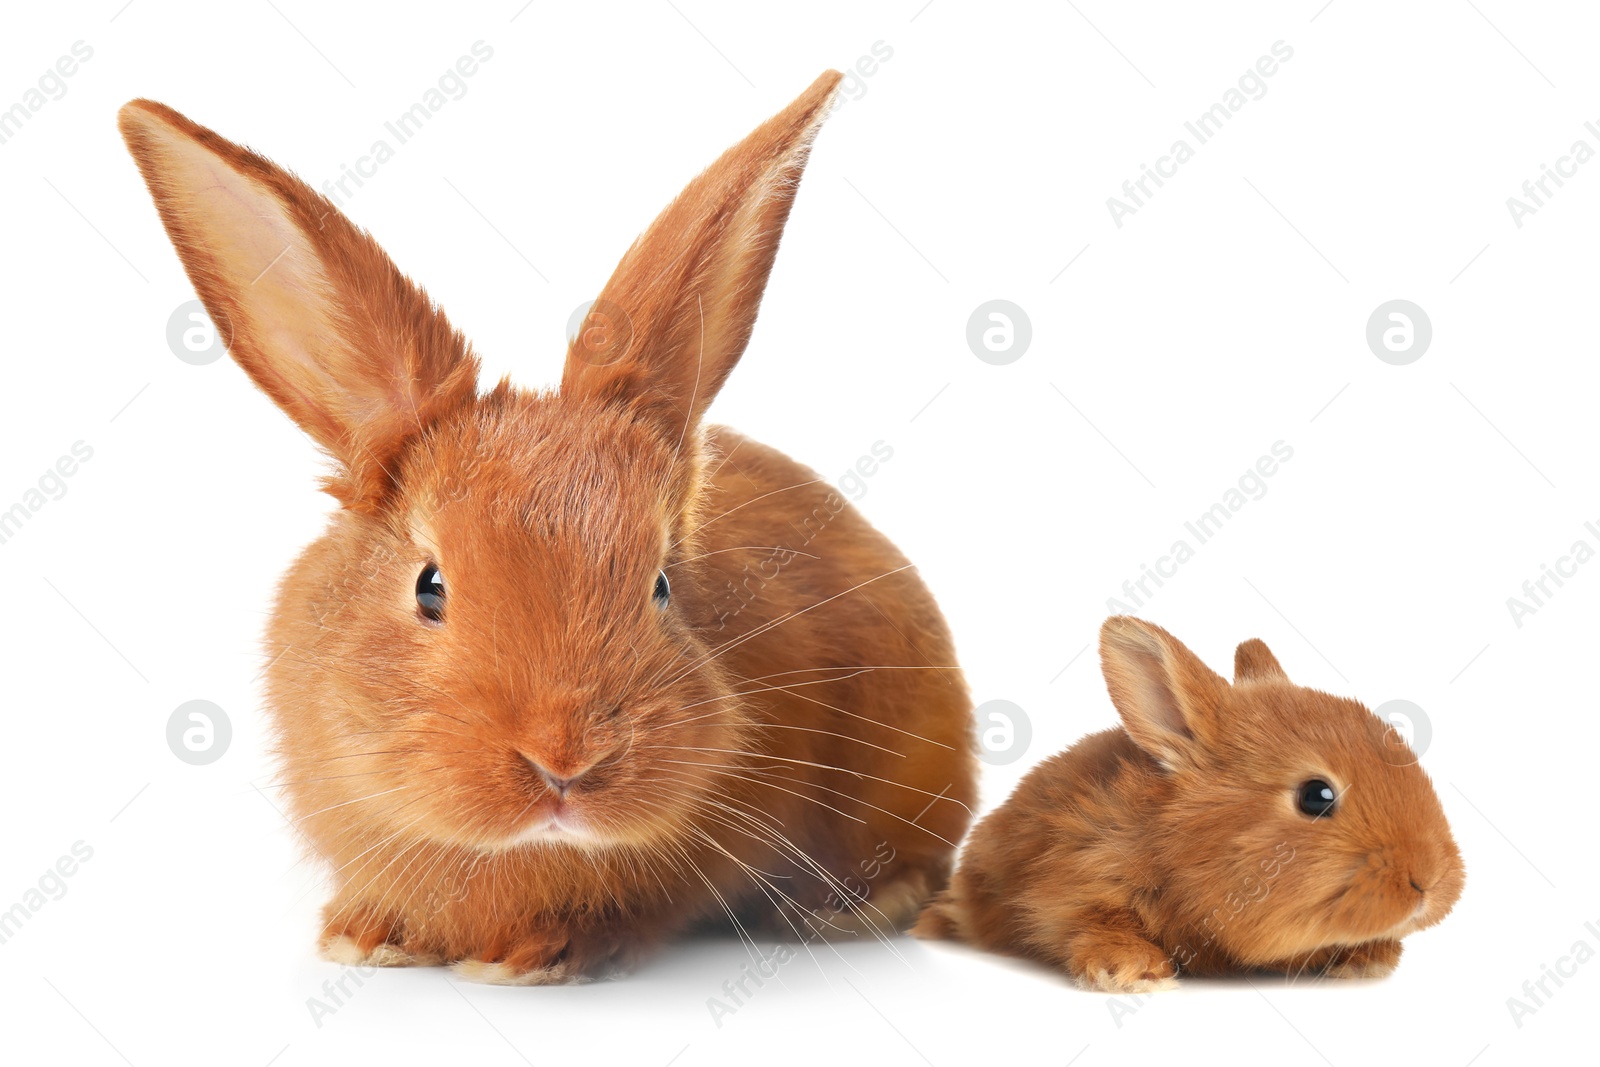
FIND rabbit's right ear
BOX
[1099,617,1230,770]
[118,100,479,512]
[1233,638,1289,684]
[561,70,842,443]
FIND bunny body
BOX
[121,72,976,983]
[916,617,1464,993]
[287,424,973,982]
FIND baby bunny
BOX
[120,71,976,983]
[916,615,1463,992]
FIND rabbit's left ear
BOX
[1100,616,1230,770]
[118,100,478,512]
[562,70,842,438]
[1233,639,1289,684]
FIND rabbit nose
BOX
[525,756,586,796]
[1408,867,1441,896]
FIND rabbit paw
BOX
[1272,938,1403,981]
[1071,935,1179,994]
[791,871,934,942]
[453,957,593,986]
[320,905,440,967]
[1322,938,1403,980]
[452,928,647,986]
[322,935,440,968]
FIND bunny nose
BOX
[1408,868,1440,896]
[525,757,586,796]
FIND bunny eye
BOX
[652,569,671,608]
[417,563,446,623]
[1297,779,1337,818]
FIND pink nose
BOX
[525,757,586,797]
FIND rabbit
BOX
[119,70,977,984]
[915,615,1464,992]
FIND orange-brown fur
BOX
[119,71,976,982]
[916,617,1464,993]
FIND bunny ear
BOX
[1099,617,1229,770]
[561,70,843,439]
[1233,638,1289,684]
[118,100,479,512]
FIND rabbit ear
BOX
[1233,638,1289,684]
[1099,617,1229,770]
[561,70,842,439]
[118,100,479,512]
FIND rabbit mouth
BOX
[507,811,604,849]
[1339,891,1434,944]
[1386,891,1443,936]
[1381,915,1425,940]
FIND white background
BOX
[1,1,1594,1065]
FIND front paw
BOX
[1322,938,1402,979]
[320,904,440,968]
[322,934,440,968]
[453,928,647,986]
[1070,935,1178,994]
[1272,938,1403,981]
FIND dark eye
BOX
[1297,779,1337,818]
[417,563,446,622]
[653,569,671,608]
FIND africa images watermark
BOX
[705,839,899,1028]
[1108,841,1295,1027]
[306,963,381,1028]
[1106,441,1294,613]
[317,40,494,211]
[0,40,94,148]
[0,841,94,947]
[0,441,95,548]
[1107,40,1295,228]
[826,40,894,114]
[1505,917,1599,1029]
[1505,121,1600,228]
[707,440,895,631]
[1504,518,1599,628]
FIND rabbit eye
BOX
[653,569,671,608]
[1297,779,1337,818]
[417,563,446,623]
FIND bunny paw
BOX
[453,957,595,986]
[1322,939,1402,980]
[321,934,439,968]
[320,905,439,967]
[1072,938,1179,993]
[1272,938,1403,981]
[450,928,645,985]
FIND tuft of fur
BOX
[120,72,977,982]
[915,616,1464,992]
